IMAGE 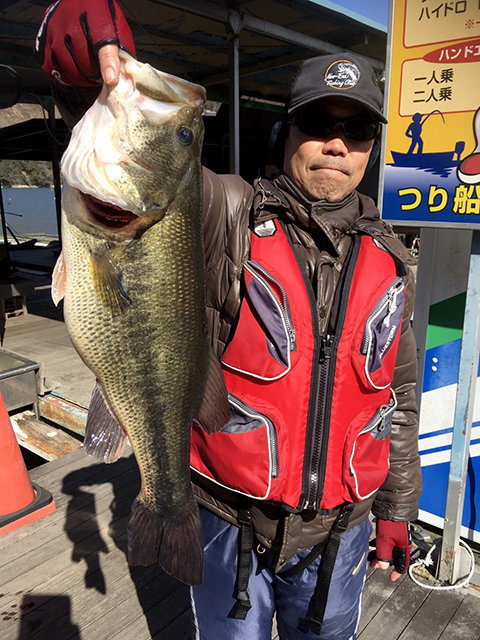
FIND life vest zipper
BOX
[304,235,362,511]
[305,333,334,509]
[360,278,404,354]
[245,261,296,351]
[358,394,397,436]
[228,394,280,478]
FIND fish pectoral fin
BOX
[127,496,203,586]
[84,382,127,463]
[51,251,67,306]
[91,244,132,314]
[195,346,230,434]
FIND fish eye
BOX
[177,125,194,145]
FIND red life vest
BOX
[190,219,406,512]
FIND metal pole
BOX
[46,98,63,245]
[227,10,242,175]
[438,230,480,584]
[0,182,10,266]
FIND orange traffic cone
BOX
[0,393,55,535]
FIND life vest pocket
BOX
[190,394,279,500]
[221,260,296,381]
[356,278,405,390]
[344,394,396,502]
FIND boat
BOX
[6,238,37,251]
[390,141,465,169]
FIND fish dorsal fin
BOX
[195,347,230,434]
[90,244,132,314]
[84,382,127,463]
[51,251,66,306]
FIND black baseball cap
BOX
[285,53,387,123]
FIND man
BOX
[35,2,421,638]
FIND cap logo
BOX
[324,60,361,90]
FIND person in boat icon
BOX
[390,109,464,170]
[405,110,447,155]
[405,112,424,154]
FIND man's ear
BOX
[269,120,288,169]
[366,138,380,173]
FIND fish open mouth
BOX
[80,193,137,228]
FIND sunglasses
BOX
[292,111,381,142]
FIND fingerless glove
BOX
[35,0,136,86]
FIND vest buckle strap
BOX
[228,507,254,620]
[297,502,354,636]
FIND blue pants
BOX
[191,508,371,640]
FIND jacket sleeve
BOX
[201,167,254,357]
[372,265,422,522]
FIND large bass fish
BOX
[53,51,229,586]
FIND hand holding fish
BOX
[35,0,134,87]
[98,44,122,86]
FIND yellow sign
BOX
[404,1,480,46]
[381,0,480,227]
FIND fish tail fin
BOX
[195,346,230,434]
[84,383,127,463]
[127,496,203,586]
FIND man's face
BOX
[283,98,378,202]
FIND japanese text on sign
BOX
[398,184,480,214]
[405,0,480,47]
[400,60,479,114]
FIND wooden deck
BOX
[1,262,480,639]
[0,449,192,640]
[2,263,95,409]
[1,449,480,640]
[358,565,480,640]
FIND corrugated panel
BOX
[0,0,386,105]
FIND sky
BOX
[310,0,390,31]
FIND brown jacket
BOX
[197,168,421,570]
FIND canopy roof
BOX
[0,0,387,163]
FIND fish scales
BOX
[62,192,206,499]
[54,51,229,585]
[64,192,206,486]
